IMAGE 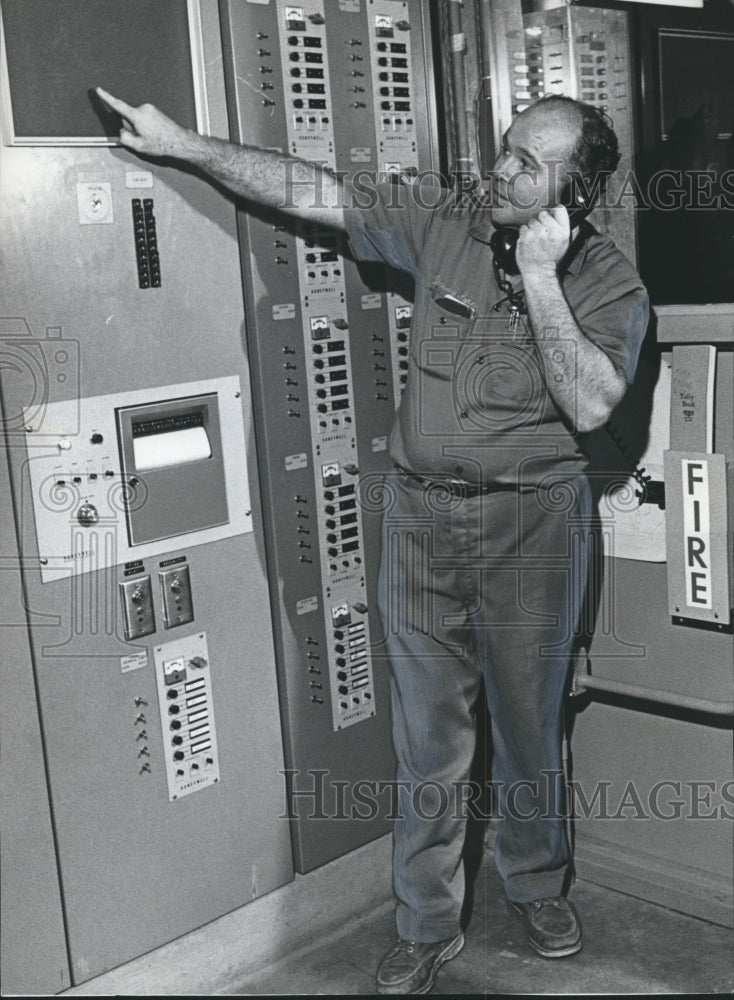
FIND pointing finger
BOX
[95,87,135,118]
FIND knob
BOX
[189,656,208,670]
[169,578,183,595]
[57,436,72,451]
[76,502,99,526]
[131,587,145,605]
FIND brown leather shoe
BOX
[507,896,583,958]
[376,931,465,994]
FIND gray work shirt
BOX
[343,176,649,488]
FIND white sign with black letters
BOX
[664,450,730,624]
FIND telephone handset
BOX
[490,182,594,276]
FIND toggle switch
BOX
[159,564,194,630]
[119,576,156,641]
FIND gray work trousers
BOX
[376,470,591,943]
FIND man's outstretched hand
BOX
[95,88,193,159]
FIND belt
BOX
[394,465,522,499]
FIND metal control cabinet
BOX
[0,1,294,988]
[219,0,439,872]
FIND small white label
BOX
[351,146,372,163]
[372,436,388,452]
[77,182,113,225]
[125,171,154,189]
[121,651,148,673]
[285,452,308,471]
[339,0,360,11]
[296,595,319,615]
[273,303,297,320]
[361,293,382,310]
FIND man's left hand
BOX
[516,206,570,277]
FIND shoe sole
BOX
[506,900,583,959]
[376,932,465,995]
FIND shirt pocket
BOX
[454,333,546,431]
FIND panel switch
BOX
[159,564,194,629]
[119,576,156,641]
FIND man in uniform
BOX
[97,86,648,995]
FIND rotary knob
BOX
[189,656,208,670]
[76,502,99,526]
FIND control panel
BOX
[154,633,220,801]
[219,0,437,870]
[507,6,636,264]
[0,1,297,985]
[22,377,251,582]
[131,197,161,288]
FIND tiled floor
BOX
[222,859,733,995]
